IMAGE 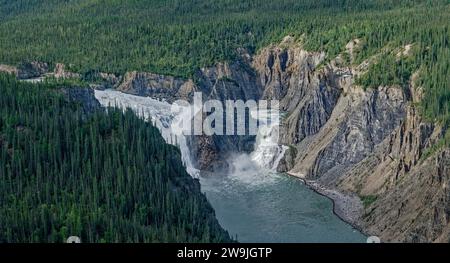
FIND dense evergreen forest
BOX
[0,74,232,243]
[0,0,448,135]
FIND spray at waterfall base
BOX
[95,90,286,175]
[170,92,287,172]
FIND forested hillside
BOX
[0,74,232,243]
[0,0,448,137]
[0,1,447,77]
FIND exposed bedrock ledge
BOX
[294,85,407,183]
[117,71,195,102]
[17,61,49,79]
[5,37,448,242]
[252,43,345,146]
[116,60,262,171]
[61,87,101,116]
[335,84,449,242]
[0,61,49,79]
[252,41,408,183]
[117,60,262,103]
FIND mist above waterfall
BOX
[249,109,288,171]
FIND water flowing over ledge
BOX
[94,89,288,175]
[94,89,200,177]
[94,89,366,243]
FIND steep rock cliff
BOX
[253,40,407,185]
[10,37,446,242]
[253,42,341,146]
[116,60,262,171]
[117,71,195,102]
[335,83,449,242]
[252,39,449,242]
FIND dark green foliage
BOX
[0,2,448,133]
[0,1,448,131]
[0,0,446,77]
[0,74,231,243]
[360,195,378,209]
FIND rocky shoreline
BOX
[2,34,449,242]
[286,172,368,238]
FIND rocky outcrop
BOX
[293,85,407,183]
[333,81,449,242]
[253,39,326,109]
[116,60,263,171]
[353,147,450,243]
[187,61,263,170]
[0,64,18,76]
[1,62,84,81]
[337,106,441,194]
[252,38,449,242]
[61,87,101,115]
[80,70,121,90]
[196,61,262,102]
[117,71,195,102]
[0,61,50,80]
[254,44,341,146]
[17,61,49,79]
[53,63,81,79]
[252,39,406,183]
[187,134,255,171]
[117,60,262,103]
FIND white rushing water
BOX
[250,110,288,171]
[94,89,200,177]
[93,89,366,243]
[94,89,287,176]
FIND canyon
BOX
[1,36,449,243]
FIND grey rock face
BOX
[116,60,263,171]
[117,71,195,102]
[61,87,101,116]
[310,86,407,183]
[253,46,342,147]
[17,61,49,79]
[53,63,81,79]
[253,46,326,110]
[196,61,263,102]
[281,76,342,145]
[187,61,263,170]
[335,85,449,243]
[251,42,408,184]
[187,134,256,171]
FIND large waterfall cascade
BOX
[94,89,287,175]
[249,109,288,171]
[94,89,200,177]
[94,89,366,243]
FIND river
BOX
[94,89,366,243]
[200,171,365,242]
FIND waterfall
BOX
[94,89,287,178]
[94,89,200,177]
[250,109,288,171]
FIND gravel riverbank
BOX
[286,172,367,237]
